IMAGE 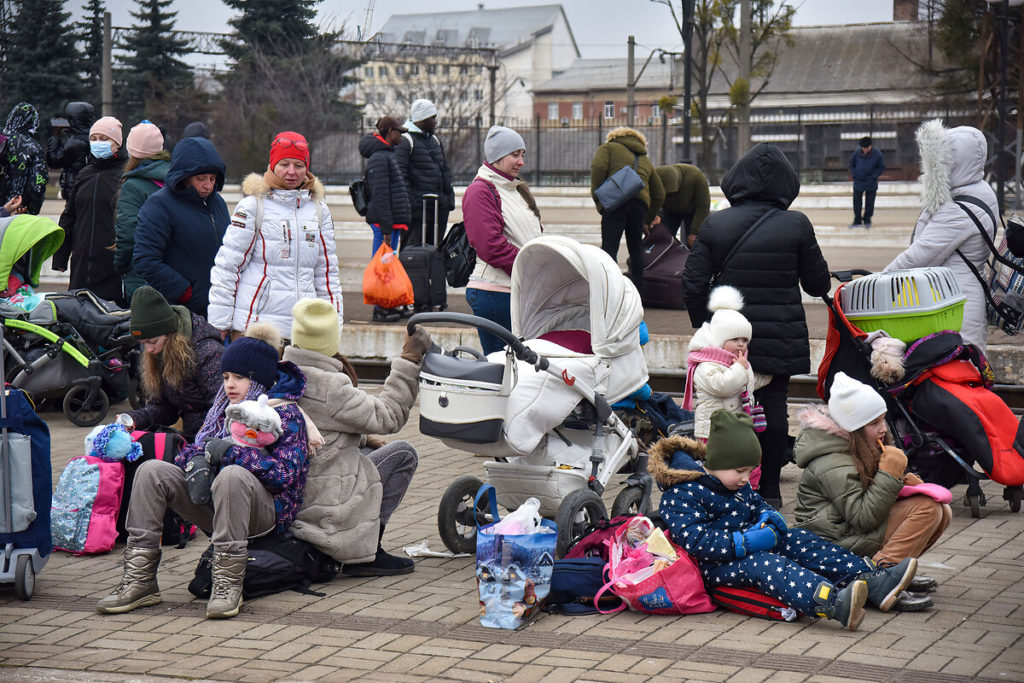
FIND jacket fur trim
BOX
[797,405,850,438]
[241,172,326,202]
[648,435,706,486]
[606,126,647,147]
[916,119,952,214]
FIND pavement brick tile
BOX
[591,653,644,671]
[574,671,651,683]
[280,664,338,680]
[468,643,520,660]
[907,652,955,671]
[139,632,195,653]
[503,664,556,683]
[409,642,483,659]
[440,666,512,682]
[628,656,678,676]
[501,646,554,664]
[727,668,807,683]
[232,661,305,683]
[536,666,591,682]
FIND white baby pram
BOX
[411,235,652,557]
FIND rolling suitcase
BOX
[638,224,689,310]
[399,194,447,311]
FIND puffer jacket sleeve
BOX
[52,176,79,270]
[134,197,191,301]
[113,179,146,274]
[682,233,715,327]
[312,199,343,320]
[885,204,975,273]
[694,362,750,398]
[589,144,611,211]
[660,484,739,562]
[809,458,903,536]
[222,404,308,494]
[795,214,831,297]
[322,357,418,435]
[126,389,179,432]
[644,158,665,224]
[207,195,260,331]
[365,151,393,229]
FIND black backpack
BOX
[349,178,369,217]
[188,531,340,599]
[439,221,476,287]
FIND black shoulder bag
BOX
[709,208,778,290]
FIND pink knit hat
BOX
[126,122,164,159]
[90,116,123,146]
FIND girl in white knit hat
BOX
[683,286,771,446]
[792,371,951,611]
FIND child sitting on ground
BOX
[649,409,919,630]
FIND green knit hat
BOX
[704,410,762,470]
[130,286,179,339]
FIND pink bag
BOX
[594,525,714,616]
[898,483,953,504]
[51,455,125,554]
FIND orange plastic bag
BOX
[363,243,414,308]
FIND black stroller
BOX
[819,269,1024,518]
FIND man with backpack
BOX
[396,99,455,248]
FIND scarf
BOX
[682,346,737,411]
[263,168,317,192]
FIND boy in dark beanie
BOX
[648,410,920,630]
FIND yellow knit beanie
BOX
[291,299,340,357]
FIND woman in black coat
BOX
[682,143,831,506]
[52,115,126,305]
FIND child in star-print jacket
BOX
[649,410,920,630]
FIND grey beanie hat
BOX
[484,125,525,164]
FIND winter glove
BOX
[878,445,908,479]
[184,454,215,506]
[755,509,789,538]
[364,435,387,450]
[204,438,234,468]
[732,524,779,559]
[177,285,193,304]
[401,325,433,363]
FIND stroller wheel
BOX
[15,554,34,601]
[437,475,486,554]
[63,384,110,427]
[1003,486,1023,513]
[555,489,607,558]
[611,486,647,518]
[964,492,983,518]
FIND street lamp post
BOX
[682,0,695,163]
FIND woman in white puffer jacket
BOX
[208,131,342,340]
[884,121,998,353]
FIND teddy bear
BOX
[224,394,283,449]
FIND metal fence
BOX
[312,103,981,186]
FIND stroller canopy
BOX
[511,235,644,358]
[0,215,64,288]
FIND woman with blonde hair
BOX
[114,121,170,301]
[117,286,223,441]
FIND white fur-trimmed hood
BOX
[241,171,326,201]
[916,119,987,214]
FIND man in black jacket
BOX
[46,101,95,200]
[682,143,831,507]
[396,99,455,248]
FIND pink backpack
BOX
[51,455,125,554]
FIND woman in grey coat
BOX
[884,121,999,352]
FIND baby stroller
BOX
[819,268,1024,518]
[1,289,141,427]
[412,236,652,557]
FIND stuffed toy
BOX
[87,423,144,463]
[224,394,282,448]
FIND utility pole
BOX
[488,64,497,126]
[737,0,752,156]
[102,11,113,116]
[627,35,636,127]
[682,0,695,163]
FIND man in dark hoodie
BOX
[132,137,230,317]
[0,102,48,215]
[682,143,831,507]
[46,101,96,200]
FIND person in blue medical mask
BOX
[52,115,127,305]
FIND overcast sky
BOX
[81,0,898,68]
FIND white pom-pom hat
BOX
[707,285,752,348]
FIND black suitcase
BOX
[638,224,689,310]
[399,194,447,311]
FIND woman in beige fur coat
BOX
[283,299,433,576]
[208,131,343,341]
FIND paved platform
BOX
[1,393,1023,682]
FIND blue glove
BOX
[755,509,789,538]
[732,525,779,558]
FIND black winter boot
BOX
[342,526,415,577]
[813,580,867,631]
[857,557,917,612]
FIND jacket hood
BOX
[648,435,707,487]
[65,102,96,132]
[182,121,209,139]
[793,405,850,467]
[165,137,225,195]
[721,142,800,208]
[916,119,987,213]
[124,155,171,181]
[605,127,648,154]
[655,165,682,194]
[358,133,392,158]
[241,171,325,201]
[267,360,306,401]
[4,102,39,136]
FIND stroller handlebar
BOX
[406,312,541,365]
[830,268,872,283]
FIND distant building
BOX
[356,4,580,124]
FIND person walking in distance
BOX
[849,136,885,228]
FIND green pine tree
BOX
[116,0,193,125]
[2,0,82,121]
[77,0,105,106]
[219,0,319,62]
